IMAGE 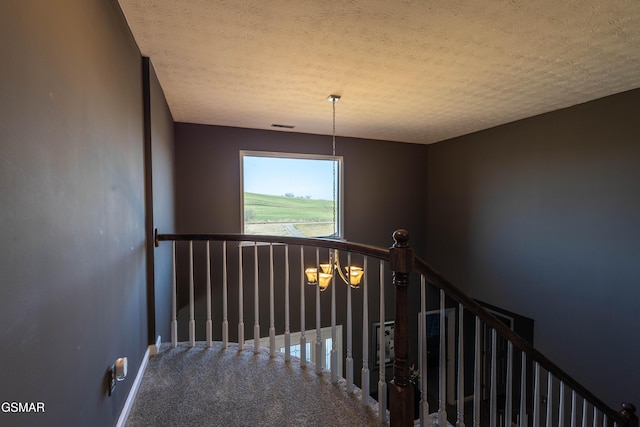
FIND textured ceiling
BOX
[118,0,640,144]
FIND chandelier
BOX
[304,95,364,291]
[305,249,364,290]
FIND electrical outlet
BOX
[108,365,116,396]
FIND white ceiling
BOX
[118,0,640,145]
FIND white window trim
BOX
[239,150,344,239]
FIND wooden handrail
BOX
[413,255,632,426]
[154,229,635,426]
[155,230,389,260]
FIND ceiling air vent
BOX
[271,124,295,129]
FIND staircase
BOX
[136,229,637,427]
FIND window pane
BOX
[279,343,311,362]
[241,152,342,238]
[325,337,332,370]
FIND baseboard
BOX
[149,335,162,356]
[115,343,153,427]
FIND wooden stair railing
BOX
[155,229,636,427]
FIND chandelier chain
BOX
[332,99,337,240]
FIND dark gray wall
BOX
[0,1,164,425]
[175,123,428,252]
[174,123,429,387]
[144,58,176,344]
[426,89,640,408]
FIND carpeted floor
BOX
[125,342,387,426]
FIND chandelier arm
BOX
[334,250,350,284]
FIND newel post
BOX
[621,403,638,427]
[389,229,415,427]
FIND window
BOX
[240,151,343,238]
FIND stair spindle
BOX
[238,243,244,351]
[331,250,338,384]
[439,289,448,426]
[583,398,588,427]
[254,242,260,354]
[222,241,228,348]
[457,303,465,427]
[559,381,565,427]
[473,316,481,427]
[420,275,430,427]
[378,259,388,424]
[345,251,353,389]
[490,328,497,427]
[206,240,212,347]
[547,371,554,426]
[521,352,529,427]
[300,246,306,368]
[533,362,541,427]
[284,244,290,362]
[171,240,177,348]
[571,390,578,427]
[189,240,195,347]
[315,247,322,375]
[361,256,370,405]
[505,340,513,427]
[269,243,275,357]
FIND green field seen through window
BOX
[243,192,336,237]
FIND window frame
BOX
[239,150,344,239]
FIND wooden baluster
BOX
[345,251,353,389]
[420,275,430,427]
[533,362,541,427]
[593,406,599,427]
[361,256,370,405]
[238,244,244,351]
[582,398,588,427]
[189,241,195,347]
[331,250,338,384]
[439,289,448,427]
[457,303,465,427]
[490,329,497,427]
[284,244,290,362]
[254,242,260,354]
[505,341,513,427]
[206,241,212,347]
[300,246,306,368]
[171,241,177,348]
[378,259,388,424]
[473,316,481,427]
[269,243,275,357]
[571,390,578,427]
[315,247,322,375]
[545,372,553,427]
[222,241,228,348]
[521,352,528,427]
[389,229,414,427]
[559,381,565,427]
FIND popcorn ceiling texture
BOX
[118,0,640,144]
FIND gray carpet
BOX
[125,342,386,426]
